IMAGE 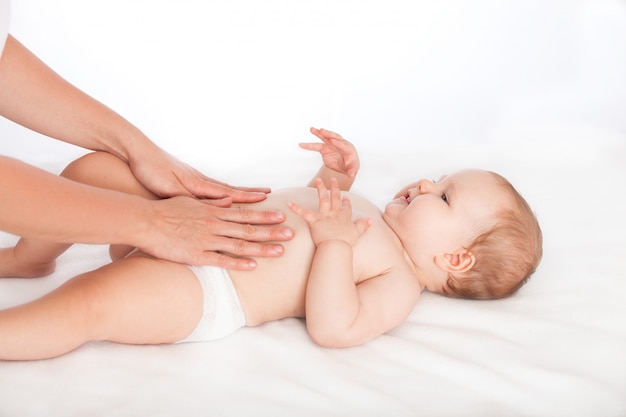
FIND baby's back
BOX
[228,187,406,326]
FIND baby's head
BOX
[383,169,542,300]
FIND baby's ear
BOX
[435,249,475,273]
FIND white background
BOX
[2,0,625,183]
[1,3,626,416]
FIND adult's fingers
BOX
[203,197,233,207]
[173,163,272,203]
[212,205,289,226]
[185,236,289,270]
[210,235,287,262]
[188,250,259,270]
[189,179,270,203]
[190,234,298,270]
[210,214,295,243]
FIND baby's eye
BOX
[441,193,449,204]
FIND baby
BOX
[0,128,542,360]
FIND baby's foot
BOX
[0,247,56,278]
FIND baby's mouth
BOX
[391,192,410,205]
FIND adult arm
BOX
[0,34,268,202]
[0,156,292,269]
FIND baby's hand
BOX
[288,178,371,246]
[299,127,360,179]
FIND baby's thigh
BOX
[109,244,135,261]
[85,253,203,344]
[61,152,157,199]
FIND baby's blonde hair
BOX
[441,173,542,300]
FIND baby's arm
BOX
[289,179,418,347]
[300,127,359,191]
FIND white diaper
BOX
[177,265,246,343]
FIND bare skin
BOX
[0,35,293,268]
[0,128,512,360]
[0,128,415,359]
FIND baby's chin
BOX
[380,205,401,228]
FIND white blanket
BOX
[1,1,625,416]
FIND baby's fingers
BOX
[310,127,344,142]
[288,201,316,223]
[354,217,373,236]
[298,142,324,152]
[313,178,331,212]
[329,178,343,209]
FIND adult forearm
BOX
[0,156,148,245]
[0,35,147,161]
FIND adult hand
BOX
[0,35,269,206]
[141,196,294,269]
[0,35,293,267]
[128,144,270,205]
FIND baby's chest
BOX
[352,221,407,283]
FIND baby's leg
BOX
[0,253,203,360]
[61,152,160,261]
[0,152,158,278]
[0,241,62,278]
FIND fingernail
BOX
[282,228,294,238]
[272,245,284,255]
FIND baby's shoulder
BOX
[354,219,418,284]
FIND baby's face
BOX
[382,169,511,276]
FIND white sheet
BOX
[1,1,625,416]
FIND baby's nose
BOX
[416,179,434,194]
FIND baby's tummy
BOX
[229,190,317,325]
